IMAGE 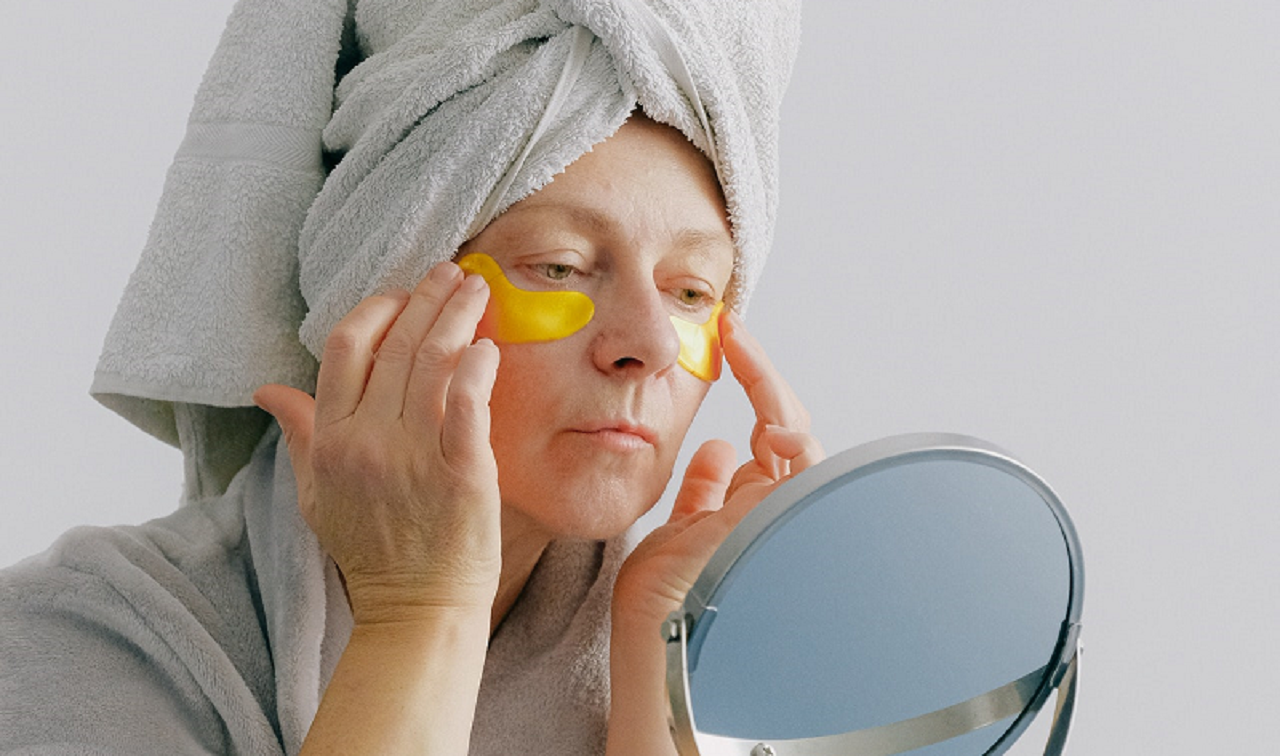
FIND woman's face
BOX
[458,116,734,540]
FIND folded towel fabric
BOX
[0,425,633,755]
[90,0,800,500]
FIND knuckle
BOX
[375,332,417,364]
[323,325,364,361]
[447,384,486,417]
[415,335,457,369]
[410,280,451,308]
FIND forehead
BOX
[482,117,735,274]
[497,200,733,267]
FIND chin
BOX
[504,469,672,541]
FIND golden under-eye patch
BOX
[672,300,724,382]
[456,253,723,381]
[457,253,595,343]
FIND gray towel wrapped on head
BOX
[91,0,799,498]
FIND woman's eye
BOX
[545,263,574,280]
[677,288,709,306]
[536,263,576,281]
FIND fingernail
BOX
[431,262,461,282]
[462,273,487,292]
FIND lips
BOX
[572,419,658,447]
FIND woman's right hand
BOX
[253,261,502,626]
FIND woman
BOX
[0,1,812,753]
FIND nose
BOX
[590,281,682,379]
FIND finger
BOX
[439,338,500,472]
[749,427,784,480]
[253,384,316,457]
[721,311,811,434]
[726,428,824,508]
[670,440,737,522]
[759,425,826,476]
[722,311,815,479]
[313,289,410,426]
[403,273,491,429]
[726,427,822,501]
[724,458,773,502]
[360,262,465,420]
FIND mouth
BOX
[571,420,659,450]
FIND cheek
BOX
[483,338,595,474]
[485,343,563,430]
[669,377,713,449]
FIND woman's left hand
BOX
[613,309,824,628]
[607,311,824,755]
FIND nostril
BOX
[612,356,643,369]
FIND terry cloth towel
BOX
[0,426,633,755]
[89,0,801,502]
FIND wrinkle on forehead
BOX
[493,202,733,263]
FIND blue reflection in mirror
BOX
[687,457,1070,751]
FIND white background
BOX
[3,2,1277,753]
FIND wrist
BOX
[304,596,491,755]
[608,606,671,708]
[611,591,679,643]
[351,602,492,634]
[606,618,679,756]
[343,570,497,628]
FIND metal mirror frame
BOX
[665,433,1085,756]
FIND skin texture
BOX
[253,115,823,755]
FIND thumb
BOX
[252,384,317,454]
[252,384,318,522]
[669,439,736,523]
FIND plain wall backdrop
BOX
[3,2,1276,754]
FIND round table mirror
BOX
[665,433,1084,756]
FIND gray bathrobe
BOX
[0,427,628,755]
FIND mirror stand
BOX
[667,613,1082,756]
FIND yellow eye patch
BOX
[457,253,595,343]
[455,253,723,381]
[672,301,724,382]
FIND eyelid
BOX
[670,278,717,306]
[532,261,578,280]
[676,290,711,308]
[520,248,587,266]
[514,254,587,289]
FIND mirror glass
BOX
[672,440,1080,755]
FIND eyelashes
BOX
[675,287,714,308]
[525,262,716,312]
[531,262,578,282]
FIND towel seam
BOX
[177,122,325,174]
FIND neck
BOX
[490,505,553,636]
